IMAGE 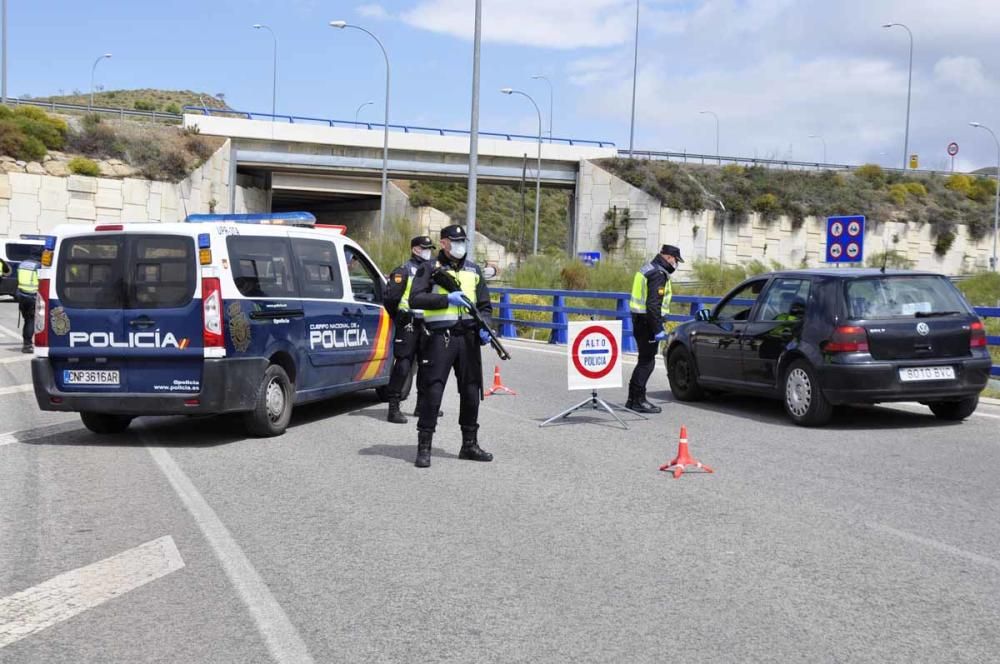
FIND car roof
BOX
[755,268,944,280]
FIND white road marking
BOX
[0,536,185,649]
[145,438,315,664]
[0,355,32,365]
[0,383,33,396]
[0,323,21,341]
[869,523,1000,573]
[0,422,83,447]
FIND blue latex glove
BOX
[447,291,468,307]
[479,329,491,346]
[653,331,668,342]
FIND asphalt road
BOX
[2,299,1000,663]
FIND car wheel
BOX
[80,412,133,435]
[243,364,293,437]
[667,346,705,401]
[928,396,978,421]
[782,359,833,426]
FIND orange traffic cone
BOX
[659,425,713,479]
[484,365,517,396]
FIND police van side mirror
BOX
[695,308,712,322]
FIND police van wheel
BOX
[80,412,133,435]
[243,365,293,437]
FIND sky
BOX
[11,0,1000,171]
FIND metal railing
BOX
[182,106,616,147]
[4,97,183,122]
[493,287,1000,376]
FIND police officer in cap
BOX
[626,244,683,413]
[383,235,436,423]
[408,224,494,468]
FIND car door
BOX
[693,278,767,384]
[741,277,812,387]
[342,246,392,383]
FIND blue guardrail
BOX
[492,288,1000,378]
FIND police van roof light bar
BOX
[185,212,317,228]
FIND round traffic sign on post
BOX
[947,142,959,157]
[829,243,843,260]
[830,221,844,238]
[571,325,618,380]
[846,242,860,259]
[847,220,861,237]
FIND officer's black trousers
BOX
[417,329,481,435]
[386,316,420,401]
[628,314,658,396]
[17,293,34,345]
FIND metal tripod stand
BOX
[539,390,649,430]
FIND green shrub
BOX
[0,106,67,159]
[752,193,780,219]
[134,99,157,112]
[957,271,1000,306]
[945,174,973,196]
[67,157,101,176]
[164,102,182,115]
[969,177,996,204]
[888,183,908,205]
[559,260,589,290]
[904,182,928,197]
[933,230,956,257]
[0,119,46,160]
[185,136,215,161]
[360,217,417,271]
[855,164,886,188]
[511,254,564,289]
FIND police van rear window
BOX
[57,235,196,309]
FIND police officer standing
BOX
[16,258,39,354]
[408,224,493,468]
[383,235,435,424]
[626,244,683,413]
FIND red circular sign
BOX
[571,325,618,379]
[829,243,843,259]
[846,242,860,258]
[830,221,844,238]
[947,142,959,157]
[847,220,862,237]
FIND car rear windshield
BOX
[56,234,196,309]
[845,275,971,319]
[6,242,43,262]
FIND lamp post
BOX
[531,74,553,142]
[354,100,373,125]
[501,87,542,255]
[252,24,278,120]
[330,20,390,234]
[466,0,482,251]
[628,0,640,152]
[970,122,1000,271]
[808,134,827,163]
[882,23,913,170]
[699,110,720,163]
[89,53,112,109]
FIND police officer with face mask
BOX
[408,224,493,468]
[383,236,436,424]
[626,244,683,413]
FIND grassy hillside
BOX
[33,89,228,114]
[409,181,571,255]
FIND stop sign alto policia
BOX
[567,321,623,391]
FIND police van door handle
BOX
[129,317,156,328]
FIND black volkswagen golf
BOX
[664,269,992,426]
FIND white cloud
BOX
[357,3,390,20]
[934,56,996,96]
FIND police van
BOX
[31,213,392,436]
[1,235,45,297]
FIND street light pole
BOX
[354,101,373,125]
[2,0,7,104]
[466,0,482,252]
[531,74,553,142]
[808,134,827,163]
[502,88,543,255]
[628,0,640,153]
[699,110,720,163]
[89,53,112,109]
[252,24,278,120]
[970,122,1000,271]
[882,23,913,170]
[330,21,390,235]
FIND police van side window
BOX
[58,236,125,309]
[291,238,344,300]
[343,247,382,304]
[227,236,298,298]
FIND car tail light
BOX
[201,277,224,347]
[33,278,49,348]
[824,325,869,353]
[970,320,987,348]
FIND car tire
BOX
[80,412,133,435]
[667,346,705,401]
[243,364,293,437]
[928,396,979,421]
[782,359,833,427]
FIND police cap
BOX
[411,235,435,249]
[440,224,468,241]
[660,244,684,263]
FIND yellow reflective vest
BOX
[16,262,39,295]
[629,261,671,318]
[421,262,480,330]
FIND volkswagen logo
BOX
[916,322,930,336]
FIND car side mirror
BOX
[695,308,712,322]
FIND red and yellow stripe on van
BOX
[355,308,392,381]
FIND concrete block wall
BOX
[575,160,663,257]
[409,205,507,268]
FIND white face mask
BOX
[418,249,432,261]
[448,241,467,259]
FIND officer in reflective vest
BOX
[408,224,494,468]
[626,244,683,413]
[383,235,435,424]
[16,259,40,353]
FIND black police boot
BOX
[415,432,432,468]
[387,400,407,424]
[459,429,493,462]
[626,387,662,414]
[21,344,33,354]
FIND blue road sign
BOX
[826,215,865,263]
[578,251,602,266]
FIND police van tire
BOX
[243,364,293,437]
[80,412,133,435]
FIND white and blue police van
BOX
[1,234,45,297]
[31,213,393,436]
